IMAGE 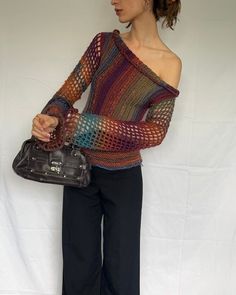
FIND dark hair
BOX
[126,0,181,31]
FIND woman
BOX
[31,0,182,294]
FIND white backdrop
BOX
[1,0,236,294]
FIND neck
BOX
[127,15,161,47]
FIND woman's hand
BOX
[31,114,59,142]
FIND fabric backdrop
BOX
[0,0,236,294]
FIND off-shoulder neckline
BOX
[112,29,180,96]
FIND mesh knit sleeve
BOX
[64,93,178,152]
[41,32,103,113]
[37,32,104,150]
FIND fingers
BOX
[41,114,59,129]
[33,114,58,129]
[32,114,58,141]
[32,115,44,132]
[32,125,50,140]
[31,130,50,142]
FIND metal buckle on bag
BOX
[50,161,62,174]
[70,144,88,170]
[71,143,82,157]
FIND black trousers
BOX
[62,164,143,295]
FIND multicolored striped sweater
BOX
[38,29,180,170]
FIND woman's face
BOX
[111,0,148,24]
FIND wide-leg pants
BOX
[62,164,143,295]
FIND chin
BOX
[118,17,132,24]
[118,19,129,24]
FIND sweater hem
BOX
[81,148,143,170]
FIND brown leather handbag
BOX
[12,136,91,187]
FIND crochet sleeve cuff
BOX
[64,92,179,152]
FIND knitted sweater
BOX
[39,29,180,170]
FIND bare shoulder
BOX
[160,51,182,90]
[120,31,182,90]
